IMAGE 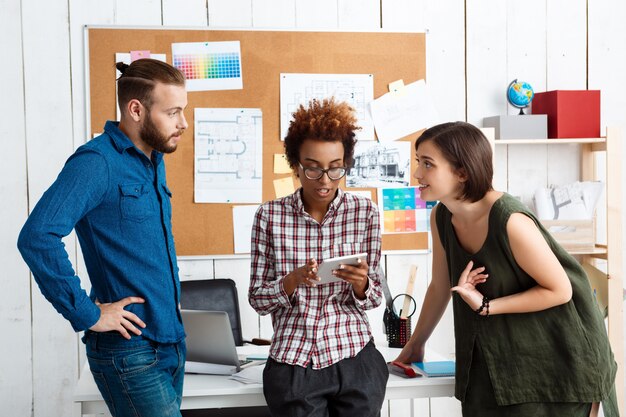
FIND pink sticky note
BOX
[130,50,150,62]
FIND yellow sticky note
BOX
[274,154,292,174]
[388,79,407,97]
[274,177,295,198]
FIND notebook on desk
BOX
[181,309,255,375]
[413,361,455,377]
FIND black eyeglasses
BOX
[298,163,347,180]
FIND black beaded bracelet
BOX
[475,296,489,316]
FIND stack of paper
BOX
[229,363,264,384]
[534,181,603,220]
[185,361,238,375]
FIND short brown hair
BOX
[415,121,493,202]
[284,98,360,169]
[116,58,185,111]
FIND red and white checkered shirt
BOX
[249,188,383,369]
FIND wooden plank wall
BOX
[2,0,625,416]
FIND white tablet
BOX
[316,253,368,285]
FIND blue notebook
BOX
[412,361,455,377]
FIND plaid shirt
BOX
[249,188,383,369]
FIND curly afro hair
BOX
[284,98,360,170]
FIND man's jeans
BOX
[83,331,186,417]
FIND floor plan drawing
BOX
[280,73,375,141]
[194,108,263,203]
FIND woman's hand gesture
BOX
[451,260,488,311]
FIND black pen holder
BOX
[383,294,416,348]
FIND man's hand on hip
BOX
[89,296,146,339]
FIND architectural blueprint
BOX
[194,108,263,203]
[280,73,375,141]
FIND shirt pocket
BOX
[161,183,172,198]
[119,183,156,222]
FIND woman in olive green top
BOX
[396,122,618,416]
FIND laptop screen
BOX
[181,309,240,366]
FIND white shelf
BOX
[494,137,605,145]
[568,246,607,257]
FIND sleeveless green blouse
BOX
[435,193,617,408]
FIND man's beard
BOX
[139,112,181,154]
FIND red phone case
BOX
[390,361,418,378]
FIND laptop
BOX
[181,309,254,375]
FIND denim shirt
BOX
[18,121,185,343]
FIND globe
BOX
[507,79,534,115]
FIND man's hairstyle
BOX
[284,98,360,170]
[116,58,185,111]
[415,121,493,202]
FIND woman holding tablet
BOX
[248,98,388,417]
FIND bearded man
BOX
[18,58,189,417]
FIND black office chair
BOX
[179,278,270,346]
[180,278,271,417]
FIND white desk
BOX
[74,347,455,416]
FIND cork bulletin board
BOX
[87,27,426,255]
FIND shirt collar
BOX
[292,187,345,215]
[104,120,163,164]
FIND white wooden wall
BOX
[2,1,625,416]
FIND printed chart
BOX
[378,187,436,234]
[172,41,243,91]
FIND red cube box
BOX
[531,90,601,138]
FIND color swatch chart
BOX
[379,187,436,233]
[173,52,240,80]
[172,41,243,92]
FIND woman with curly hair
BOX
[249,98,388,417]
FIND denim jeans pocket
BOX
[115,345,159,376]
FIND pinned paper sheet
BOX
[378,187,436,234]
[347,141,411,188]
[274,177,295,198]
[130,50,150,62]
[232,205,260,254]
[280,73,375,141]
[194,108,263,203]
[172,41,243,92]
[388,79,407,97]
[370,79,439,142]
[274,154,292,174]
[115,52,167,120]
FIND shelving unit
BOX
[489,129,624,414]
